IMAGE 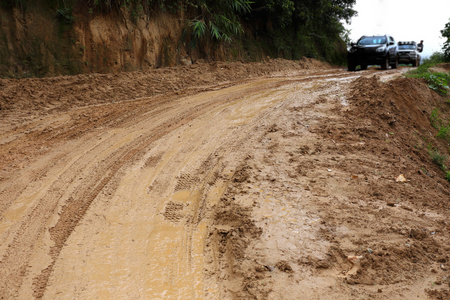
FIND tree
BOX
[248,0,356,62]
[442,19,450,61]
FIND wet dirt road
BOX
[1,65,448,299]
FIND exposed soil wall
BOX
[0,1,192,77]
[0,1,348,78]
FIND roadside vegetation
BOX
[82,0,357,63]
[0,0,356,78]
[405,22,450,181]
[442,18,450,61]
[89,0,356,63]
[406,52,450,96]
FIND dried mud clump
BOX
[344,239,443,285]
[212,196,261,259]
[206,169,265,299]
[426,289,450,300]
[275,261,294,273]
[297,74,450,298]
[350,76,439,131]
[232,165,251,184]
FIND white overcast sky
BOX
[345,0,450,58]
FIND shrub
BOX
[56,7,74,24]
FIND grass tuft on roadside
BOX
[406,52,450,97]
[407,53,450,181]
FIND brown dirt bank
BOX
[0,57,329,112]
[206,73,450,299]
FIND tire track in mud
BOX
[29,101,228,299]
[0,97,210,298]
[0,94,190,249]
[0,74,341,298]
[0,70,364,298]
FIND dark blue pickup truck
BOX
[348,35,398,71]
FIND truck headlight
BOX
[376,46,386,52]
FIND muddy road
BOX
[0,61,449,299]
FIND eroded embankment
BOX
[0,58,329,112]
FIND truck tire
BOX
[381,56,389,70]
[348,61,356,71]
[391,56,398,69]
[360,64,368,70]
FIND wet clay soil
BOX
[0,60,449,299]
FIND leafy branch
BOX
[188,0,252,46]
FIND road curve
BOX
[0,69,367,299]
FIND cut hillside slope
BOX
[0,0,353,78]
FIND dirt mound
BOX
[330,75,450,291]
[0,57,330,113]
[350,76,449,168]
[205,73,450,299]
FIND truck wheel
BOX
[391,56,398,69]
[360,64,368,70]
[348,61,356,71]
[381,56,389,70]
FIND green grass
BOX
[437,125,450,140]
[406,52,450,96]
[429,108,450,141]
[431,108,440,129]
[407,70,450,96]
[423,73,450,95]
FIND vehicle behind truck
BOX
[398,41,422,66]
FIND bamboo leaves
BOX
[188,0,252,45]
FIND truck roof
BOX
[398,41,416,45]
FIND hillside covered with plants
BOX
[0,0,355,77]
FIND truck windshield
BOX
[399,44,416,50]
[358,37,386,45]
